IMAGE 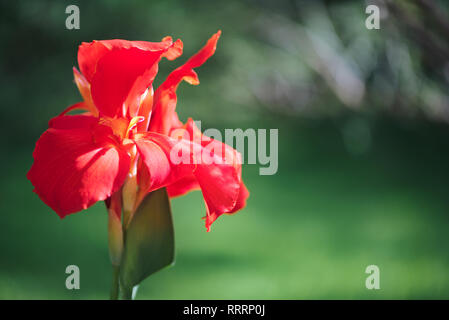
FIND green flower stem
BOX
[107,198,124,300]
[110,265,120,300]
[118,218,137,300]
[120,284,134,300]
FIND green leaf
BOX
[120,188,175,289]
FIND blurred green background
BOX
[2,0,449,299]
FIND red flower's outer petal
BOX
[77,38,182,83]
[134,132,194,194]
[203,181,249,230]
[149,31,221,135]
[228,182,249,214]
[182,118,248,231]
[143,116,247,231]
[27,115,130,217]
[78,41,109,83]
[79,37,182,118]
[49,113,98,129]
[166,174,200,197]
[91,48,162,118]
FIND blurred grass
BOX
[2,117,449,299]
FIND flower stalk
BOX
[107,191,124,299]
[110,265,120,300]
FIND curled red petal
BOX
[162,38,183,61]
[27,116,130,217]
[204,182,249,231]
[182,118,247,231]
[149,31,221,135]
[153,117,245,230]
[56,102,90,118]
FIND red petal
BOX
[182,118,247,231]
[79,37,181,118]
[228,182,249,214]
[161,38,183,61]
[27,116,130,217]
[77,38,179,83]
[204,182,249,231]
[158,116,246,230]
[166,174,200,197]
[134,132,194,194]
[77,41,109,83]
[149,31,221,135]
[49,113,98,129]
[90,48,162,118]
[136,118,248,231]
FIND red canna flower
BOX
[27,31,249,231]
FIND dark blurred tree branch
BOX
[415,0,449,37]
[386,0,449,79]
